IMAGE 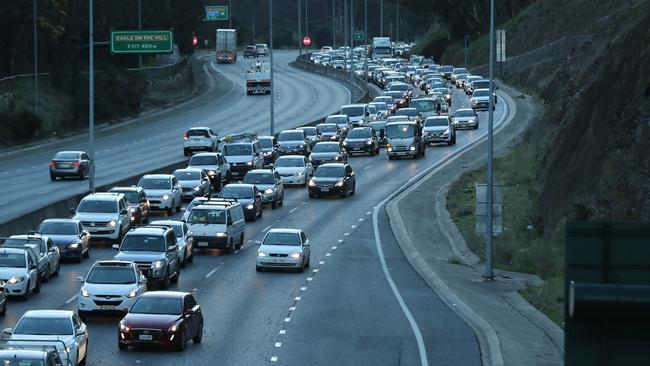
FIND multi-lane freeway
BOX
[0,50,511,365]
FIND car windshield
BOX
[300,128,317,136]
[411,100,436,113]
[441,66,453,72]
[347,129,371,139]
[425,118,449,127]
[150,222,183,238]
[2,360,46,366]
[219,186,253,199]
[368,122,386,132]
[278,131,305,141]
[14,317,73,335]
[77,199,117,213]
[315,166,345,178]
[54,152,79,160]
[275,158,304,168]
[243,173,275,184]
[385,92,403,99]
[324,116,347,125]
[340,106,365,117]
[472,81,490,89]
[120,235,165,252]
[173,171,201,181]
[130,297,181,315]
[313,144,340,153]
[139,179,171,190]
[86,267,136,284]
[396,109,418,117]
[187,209,226,224]
[454,68,468,74]
[371,103,387,111]
[318,124,338,132]
[263,232,301,246]
[246,46,255,50]
[110,191,139,203]
[223,144,252,156]
[259,138,273,148]
[386,124,415,138]
[189,156,217,165]
[0,253,25,268]
[186,129,209,137]
[37,221,77,235]
[374,97,393,104]
[473,90,490,97]
[455,110,476,117]
[389,84,409,91]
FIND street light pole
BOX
[229,0,232,28]
[485,0,495,279]
[305,0,309,37]
[33,0,39,114]
[396,0,399,43]
[138,0,142,68]
[364,0,367,83]
[298,0,302,55]
[269,0,275,135]
[332,0,335,48]
[380,0,383,37]
[88,0,95,193]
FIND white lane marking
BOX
[271,356,278,362]
[284,317,291,322]
[0,202,7,206]
[318,261,325,265]
[325,253,331,257]
[294,296,301,301]
[331,246,337,250]
[38,189,54,195]
[307,277,313,281]
[351,225,357,229]
[300,287,307,291]
[366,211,372,215]
[312,269,319,273]
[10,180,26,185]
[275,342,282,347]
[288,202,306,214]
[344,232,350,236]
[279,329,286,335]
[358,218,364,222]
[205,268,218,278]
[338,239,344,243]
[289,307,295,311]
[262,225,272,232]
[64,295,78,305]
[363,165,373,170]
[192,288,198,292]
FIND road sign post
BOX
[204,6,229,21]
[496,29,506,78]
[302,36,312,47]
[110,31,173,54]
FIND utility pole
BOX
[380,0,383,37]
[350,0,353,80]
[396,0,399,43]
[305,0,309,38]
[485,0,495,280]
[252,8,256,42]
[298,0,302,55]
[138,0,142,68]
[33,0,39,114]
[88,0,95,193]
[229,0,232,28]
[332,0,335,47]
[464,35,468,68]
[269,0,275,135]
[364,0,367,83]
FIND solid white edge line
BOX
[64,295,78,305]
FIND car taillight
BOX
[184,133,189,140]
[49,161,55,167]
[72,161,81,166]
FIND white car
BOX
[273,155,313,186]
[137,174,183,215]
[4,310,89,366]
[183,127,219,156]
[256,228,311,272]
[72,192,132,242]
[0,247,39,300]
[77,260,148,320]
[181,196,210,222]
[149,220,195,267]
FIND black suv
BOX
[308,163,356,198]
[343,127,380,156]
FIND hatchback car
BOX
[242,169,285,209]
[49,151,92,181]
[452,108,480,129]
[308,163,356,198]
[258,136,279,167]
[77,260,147,320]
[256,229,311,272]
[118,291,203,351]
[0,247,39,300]
[217,184,263,221]
[273,155,313,186]
[423,116,457,146]
[36,218,90,262]
[316,123,342,142]
[172,168,211,200]
[309,142,348,167]
[137,174,182,215]
[297,126,321,148]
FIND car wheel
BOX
[160,273,170,290]
[305,255,310,268]
[308,193,315,198]
[53,261,60,276]
[21,281,30,301]
[180,252,187,268]
[84,244,90,258]
[78,310,88,322]
[227,239,236,254]
[0,300,6,315]
[388,155,394,160]
[50,174,56,181]
[77,250,83,263]
[279,195,284,206]
[193,323,203,343]
[297,261,305,273]
[175,330,186,351]
[43,268,50,283]
[183,149,190,157]
[271,200,278,209]
[175,200,182,213]
[447,139,452,146]
[34,278,41,293]
[256,266,263,272]
[235,234,244,250]
[171,268,179,284]
[79,167,86,180]
[118,342,127,351]
[166,206,173,216]
[474,124,479,130]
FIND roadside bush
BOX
[0,109,43,146]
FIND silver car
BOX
[49,151,93,181]
[452,108,480,130]
[137,174,182,215]
[172,168,211,200]
[273,155,313,186]
[149,220,195,267]
[256,229,311,272]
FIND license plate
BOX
[101,305,115,311]
[321,187,330,192]
[198,242,209,247]
[59,164,71,168]
[138,334,153,341]
[352,148,360,151]
[232,172,239,176]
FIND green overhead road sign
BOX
[204,6,229,21]
[354,31,365,41]
[111,31,173,54]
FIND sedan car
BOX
[308,163,356,198]
[323,115,350,136]
[297,126,321,148]
[49,151,93,181]
[36,218,90,262]
[316,123,342,142]
[137,174,182,215]
[452,108,480,129]
[273,155,313,186]
[343,127,380,156]
[309,142,348,167]
[149,220,195,267]
[217,184,263,221]
[0,248,39,300]
[172,168,211,200]
[109,186,150,225]
[256,229,311,272]
[242,169,285,209]
[77,260,147,319]
[118,291,203,351]
[276,129,310,156]
[4,310,88,366]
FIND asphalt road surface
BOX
[0,70,510,365]
[0,50,351,225]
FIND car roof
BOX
[315,142,340,146]
[55,150,83,154]
[0,247,27,255]
[276,155,305,160]
[93,260,136,267]
[173,168,203,173]
[473,88,490,92]
[319,163,346,168]
[83,192,123,201]
[141,174,172,179]
[149,220,183,226]
[316,123,337,127]
[140,291,188,299]
[248,169,274,174]
[0,350,46,359]
[455,108,476,112]
[40,218,80,224]
[266,228,302,234]
[387,120,417,125]
[127,226,170,235]
[187,127,210,131]
[191,152,222,157]
[223,183,254,189]
[341,103,367,108]
[109,186,141,192]
[22,310,74,318]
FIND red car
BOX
[118,291,203,351]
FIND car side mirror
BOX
[48,247,57,253]
[29,264,37,270]
[76,329,86,336]
[80,231,88,237]
[112,244,120,251]
[168,246,177,252]
[2,328,12,335]
[254,240,262,245]
[181,219,186,223]
[120,209,128,215]
[139,276,147,284]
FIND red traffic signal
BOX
[302,36,312,47]
[192,36,199,46]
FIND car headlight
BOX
[130,207,136,213]
[443,129,450,135]
[207,170,216,176]
[296,172,305,176]
[81,288,91,297]
[119,321,130,332]
[194,186,201,191]
[299,144,305,148]
[290,253,301,259]
[334,156,340,160]
[257,252,268,257]
[330,135,338,140]
[108,220,116,227]
[410,146,416,151]
[168,324,179,333]
[308,179,316,187]
[153,260,164,270]
[126,289,138,298]
[246,204,254,210]
[265,188,274,194]
[68,243,80,249]
[343,141,348,145]
[246,161,253,166]
[263,151,272,156]
[162,195,170,200]
[215,232,227,237]
[366,140,373,145]
[335,180,344,187]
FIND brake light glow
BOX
[49,161,55,167]
[184,133,189,140]
[72,161,81,166]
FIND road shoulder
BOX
[386,84,564,366]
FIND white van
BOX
[184,198,245,253]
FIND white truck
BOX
[216,29,237,63]
[372,37,392,60]
[246,61,271,95]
